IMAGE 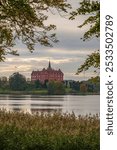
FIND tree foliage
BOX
[87,76,100,92]
[88,75,100,84]
[70,0,100,40]
[70,0,100,74]
[76,50,100,74]
[80,82,87,93]
[47,80,65,95]
[0,0,71,61]
[34,80,42,89]
[9,72,27,90]
[0,79,8,89]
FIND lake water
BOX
[0,95,100,116]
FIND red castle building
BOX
[31,61,64,83]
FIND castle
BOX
[31,61,64,83]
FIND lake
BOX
[0,95,100,116]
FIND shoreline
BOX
[0,90,100,95]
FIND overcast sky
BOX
[0,0,99,81]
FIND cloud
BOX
[47,48,94,55]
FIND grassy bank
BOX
[0,89,99,95]
[0,110,100,150]
[65,88,100,95]
[0,89,48,95]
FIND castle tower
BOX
[48,60,52,69]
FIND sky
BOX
[0,0,99,81]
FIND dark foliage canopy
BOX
[70,0,100,74]
[0,0,71,61]
[9,72,27,90]
[70,0,100,40]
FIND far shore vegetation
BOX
[0,110,100,150]
[0,72,100,95]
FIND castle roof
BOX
[31,61,63,75]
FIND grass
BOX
[0,88,99,95]
[0,89,48,95]
[0,110,100,150]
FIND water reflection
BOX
[0,94,100,115]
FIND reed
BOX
[0,110,100,150]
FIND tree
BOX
[80,82,87,93]
[34,80,42,89]
[0,79,9,90]
[9,72,27,90]
[70,81,80,91]
[47,80,65,95]
[42,79,49,89]
[70,0,100,74]
[0,0,71,61]
[76,50,100,74]
[88,76,100,84]
[87,76,100,92]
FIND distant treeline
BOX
[0,72,100,95]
